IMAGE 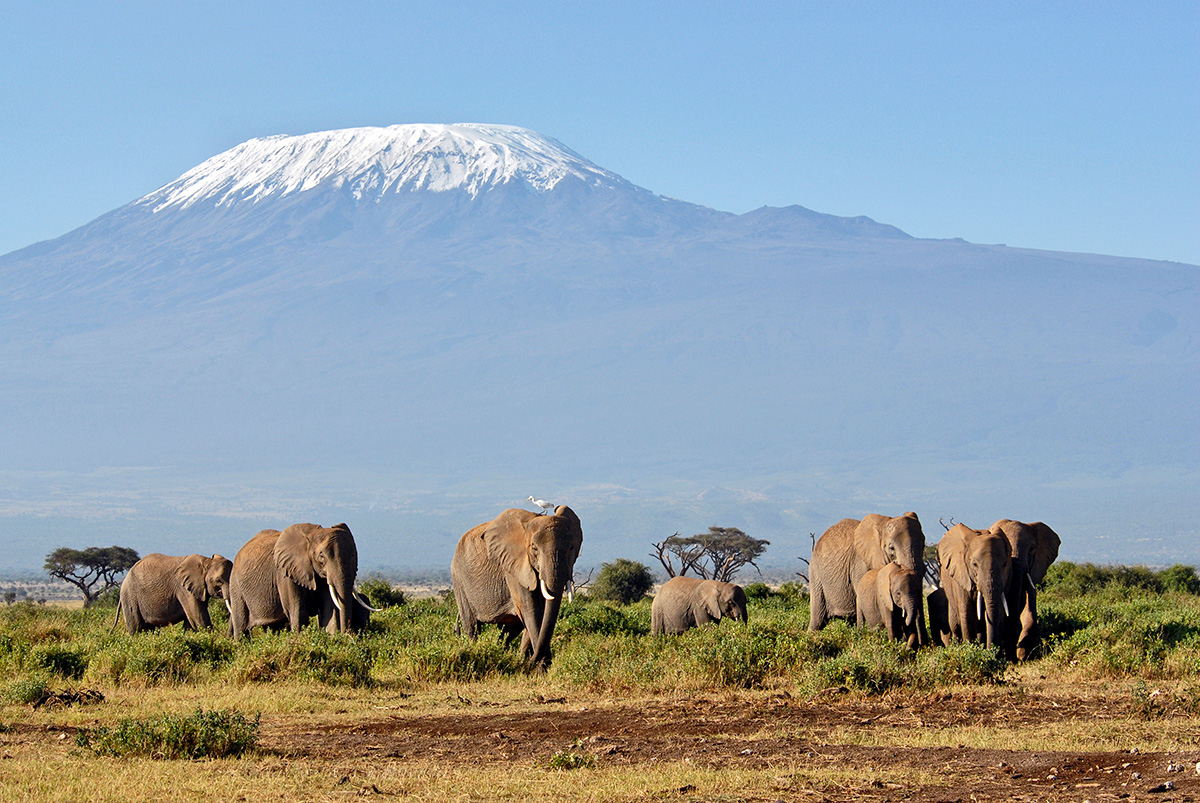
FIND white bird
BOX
[528,495,554,515]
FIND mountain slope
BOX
[0,124,1196,571]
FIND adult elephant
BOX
[990,519,1061,660]
[116,553,233,634]
[451,505,583,668]
[808,512,926,631]
[936,523,1012,651]
[229,523,373,638]
[650,576,748,635]
[855,563,927,648]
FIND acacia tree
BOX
[651,527,769,583]
[44,546,140,607]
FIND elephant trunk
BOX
[980,581,1006,650]
[532,593,562,667]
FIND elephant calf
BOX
[116,553,233,634]
[651,576,748,635]
[855,563,927,648]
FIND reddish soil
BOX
[262,690,1200,801]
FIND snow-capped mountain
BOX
[0,124,1196,572]
[142,124,633,211]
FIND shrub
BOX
[589,560,654,605]
[358,576,407,608]
[1159,565,1200,595]
[407,638,528,682]
[3,676,50,705]
[31,644,88,679]
[548,739,595,770]
[742,582,772,600]
[556,601,649,640]
[75,708,259,759]
[234,629,374,687]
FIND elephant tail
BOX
[111,593,122,631]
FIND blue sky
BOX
[1,2,1197,264]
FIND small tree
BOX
[44,545,140,607]
[652,526,769,583]
[589,559,655,605]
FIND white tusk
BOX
[1026,571,1034,589]
[540,576,556,602]
[977,590,983,621]
[567,579,575,604]
[224,599,232,615]
[1003,594,1010,618]
[353,591,381,612]
[330,585,346,613]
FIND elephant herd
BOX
[114,505,1059,670]
[115,505,587,669]
[116,522,376,638]
[808,512,1061,661]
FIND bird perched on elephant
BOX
[989,519,1060,660]
[936,523,1012,651]
[116,553,233,634]
[855,562,928,648]
[808,512,926,631]
[451,505,583,668]
[228,523,375,638]
[650,576,748,635]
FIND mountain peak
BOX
[140,124,631,212]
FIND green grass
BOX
[75,708,260,759]
[0,583,1196,705]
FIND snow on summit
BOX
[142,124,629,212]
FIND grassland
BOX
[0,580,1198,801]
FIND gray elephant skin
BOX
[990,519,1060,660]
[451,505,583,668]
[116,553,233,634]
[229,523,373,638]
[855,562,927,648]
[651,576,748,635]
[937,523,1012,651]
[808,512,926,631]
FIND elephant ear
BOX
[937,524,973,592]
[552,504,581,532]
[701,582,723,620]
[175,555,208,598]
[483,509,539,592]
[1027,522,1061,584]
[276,524,319,591]
[853,514,889,568]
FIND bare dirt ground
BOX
[254,688,1200,802]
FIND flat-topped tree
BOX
[652,527,769,583]
[44,546,140,607]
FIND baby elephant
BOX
[855,563,928,648]
[651,576,748,635]
[117,553,233,634]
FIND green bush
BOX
[407,637,529,682]
[233,629,374,687]
[742,582,772,600]
[556,600,650,640]
[75,708,259,759]
[358,576,407,608]
[589,560,655,605]
[30,644,87,679]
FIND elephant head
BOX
[275,523,359,634]
[484,505,583,663]
[177,554,233,607]
[856,512,926,575]
[938,523,1012,650]
[877,563,924,647]
[701,581,749,624]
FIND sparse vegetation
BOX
[75,708,259,759]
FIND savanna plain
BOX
[2,566,1199,803]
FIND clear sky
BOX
[1,2,1197,264]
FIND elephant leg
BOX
[499,621,523,649]
[179,595,212,630]
[809,579,828,631]
[1016,585,1039,661]
[454,590,480,641]
[230,596,250,639]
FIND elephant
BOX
[990,519,1061,660]
[808,512,926,631]
[650,576,748,635]
[228,523,374,638]
[115,553,233,634]
[936,523,1012,651]
[855,562,927,648]
[451,505,583,668]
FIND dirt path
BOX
[263,691,1200,801]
